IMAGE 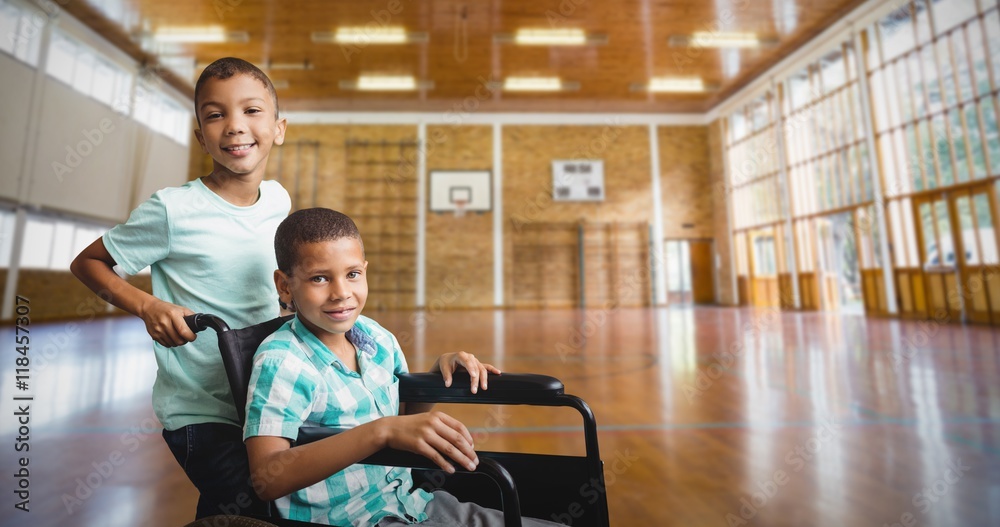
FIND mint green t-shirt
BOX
[104,178,290,430]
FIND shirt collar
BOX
[290,314,377,368]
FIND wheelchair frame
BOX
[186,313,610,527]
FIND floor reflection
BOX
[0,307,997,526]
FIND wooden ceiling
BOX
[64,0,868,113]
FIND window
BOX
[781,41,869,216]
[728,1,1000,305]
[20,216,55,269]
[931,0,979,35]
[44,31,191,146]
[45,32,132,115]
[159,54,196,84]
[0,0,42,66]
[45,34,74,84]
[17,213,116,271]
[0,209,16,268]
[754,235,777,276]
[725,92,784,230]
[86,0,138,30]
[134,81,192,146]
[868,0,997,190]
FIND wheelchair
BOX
[184,313,610,527]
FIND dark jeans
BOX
[163,422,269,520]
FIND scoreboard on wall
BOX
[552,160,605,202]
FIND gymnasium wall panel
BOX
[268,124,347,210]
[503,125,652,225]
[502,125,653,308]
[191,121,719,310]
[133,131,191,205]
[28,79,133,222]
[658,126,713,239]
[0,53,35,201]
[266,124,420,310]
[425,125,494,309]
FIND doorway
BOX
[815,212,864,314]
[665,239,716,305]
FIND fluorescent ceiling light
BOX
[647,77,705,93]
[669,32,774,48]
[153,26,247,43]
[504,77,562,91]
[514,28,587,46]
[692,32,760,48]
[335,26,407,44]
[198,60,313,71]
[313,28,428,44]
[502,76,581,92]
[343,75,419,91]
[266,60,313,70]
[358,75,415,91]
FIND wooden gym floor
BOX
[1,306,999,527]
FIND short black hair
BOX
[275,208,365,274]
[194,57,278,125]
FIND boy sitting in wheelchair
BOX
[244,207,564,527]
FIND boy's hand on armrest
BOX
[246,412,477,501]
[382,411,478,474]
[138,298,196,348]
[431,351,501,394]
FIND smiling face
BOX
[275,237,368,348]
[194,74,286,181]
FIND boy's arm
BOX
[70,238,195,347]
[246,411,479,501]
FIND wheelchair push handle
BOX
[183,313,231,334]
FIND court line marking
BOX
[38,416,1000,437]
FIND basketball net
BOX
[454,200,467,218]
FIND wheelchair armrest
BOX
[397,372,564,404]
[296,426,350,446]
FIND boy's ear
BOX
[194,128,208,154]
[273,118,287,146]
[274,269,294,310]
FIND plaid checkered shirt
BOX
[244,315,433,526]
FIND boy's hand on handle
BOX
[433,351,502,394]
[383,411,478,474]
[139,298,196,347]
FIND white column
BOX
[493,122,504,307]
[720,125,739,305]
[772,78,801,308]
[853,27,898,314]
[416,123,427,308]
[648,124,668,305]
[492,310,505,370]
[3,10,54,320]
[1,209,28,320]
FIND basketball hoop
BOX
[454,199,467,218]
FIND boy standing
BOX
[71,58,289,519]
[244,208,564,526]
